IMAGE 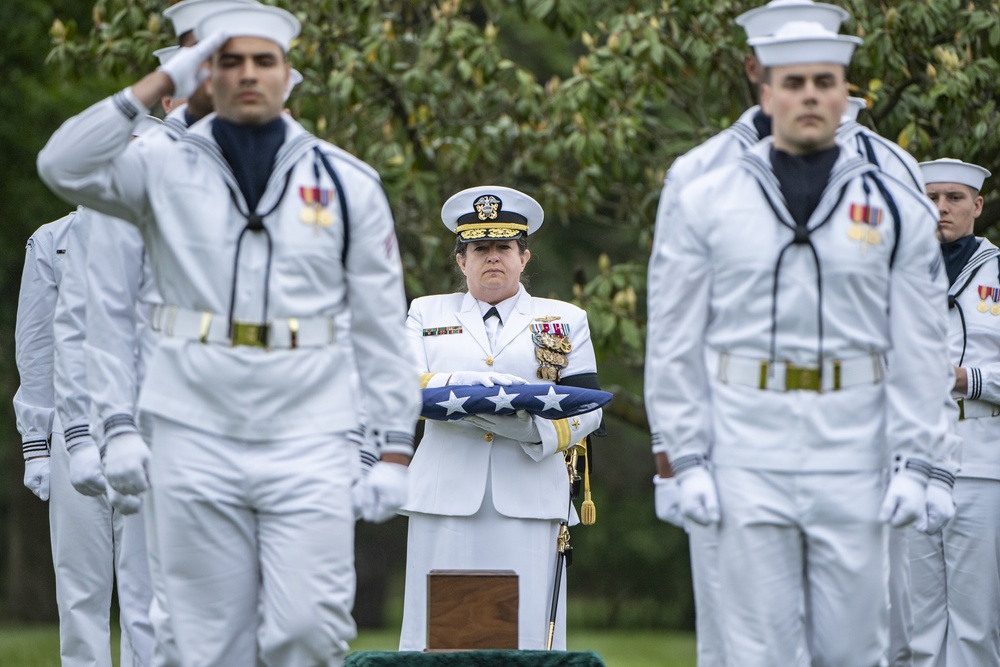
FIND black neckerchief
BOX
[941,234,979,286]
[752,109,772,140]
[770,145,840,227]
[183,109,199,128]
[211,116,286,213]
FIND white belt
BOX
[150,305,336,349]
[957,398,1000,421]
[717,353,884,392]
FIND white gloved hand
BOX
[157,31,229,99]
[104,432,151,496]
[878,471,928,530]
[107,486,142,515]
[23,457,51,502]
[464,410,540,443]
[352,461,408,524]
[920,480,955,535]
[677,466,721,526]
[67,438,107,496]
[447,371,527,387]
[654,475,684,528]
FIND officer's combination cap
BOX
[736,0,849,40]
[163,0,256,39]
[442,186,544,243]
[920,159,992,191]
[196,4,301,53]
[749,20,862,67]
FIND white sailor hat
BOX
[283,68,304,102]
[749,20,862,67]
[196,4,300,52]
[133,115,164,138]
[163,0,256,38]
[842,96,868,121]
[153,45,180,66]
[919,158,991,191]
[441,186,544,243]
[736,0,849,40]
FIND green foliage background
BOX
[2,0,999,628]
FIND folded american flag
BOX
[421,383,612,421]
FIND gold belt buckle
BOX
[785,364,821,392]
[231,321,269,348]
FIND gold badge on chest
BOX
[531,318,571,381]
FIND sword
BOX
[546,443,581,650]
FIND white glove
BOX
[157,31,229,98]
[352,461,408,524]
[654,475,684,528]
[107,486,142,515]
[67,438,107,496]
[23,457,51,502]
[878,472,928,530]
[920,480,955,535]
[447,371,527,387]
[464,410,540,443]
[104,432,151,496]
[677,466,721,526]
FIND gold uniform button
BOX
[485,356,494,366]
[484,433,494,442]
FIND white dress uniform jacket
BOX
[645,104,769,667]
[403,286,601,519]
[14,215,73,466]
[17,210,139,667]
[37,89,419,444]
[647,138,951,472]
[908,237,1000,667]
[53,212,93,450]
[84,204,161,442]
[947,238,1000,480]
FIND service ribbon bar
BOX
[423,326,463,337]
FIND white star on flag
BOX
[485,387,519,412]
[535,386,570,412]
[437,391,470,415]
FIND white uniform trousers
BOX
[909,478,1000,667]
[887,527,914,667]
[714,466,888,667]
[117,507,154,667]
[688,518,810,667]
[399,472,566,651]
[143,478,180,667]
[49,428,133,667]
[147,416,357,667]
[139,417,180,667]
[687,523,725,667]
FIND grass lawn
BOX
[0,625,696,667]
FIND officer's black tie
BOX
[483,306,501,323]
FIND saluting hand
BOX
[158,31,230,99]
